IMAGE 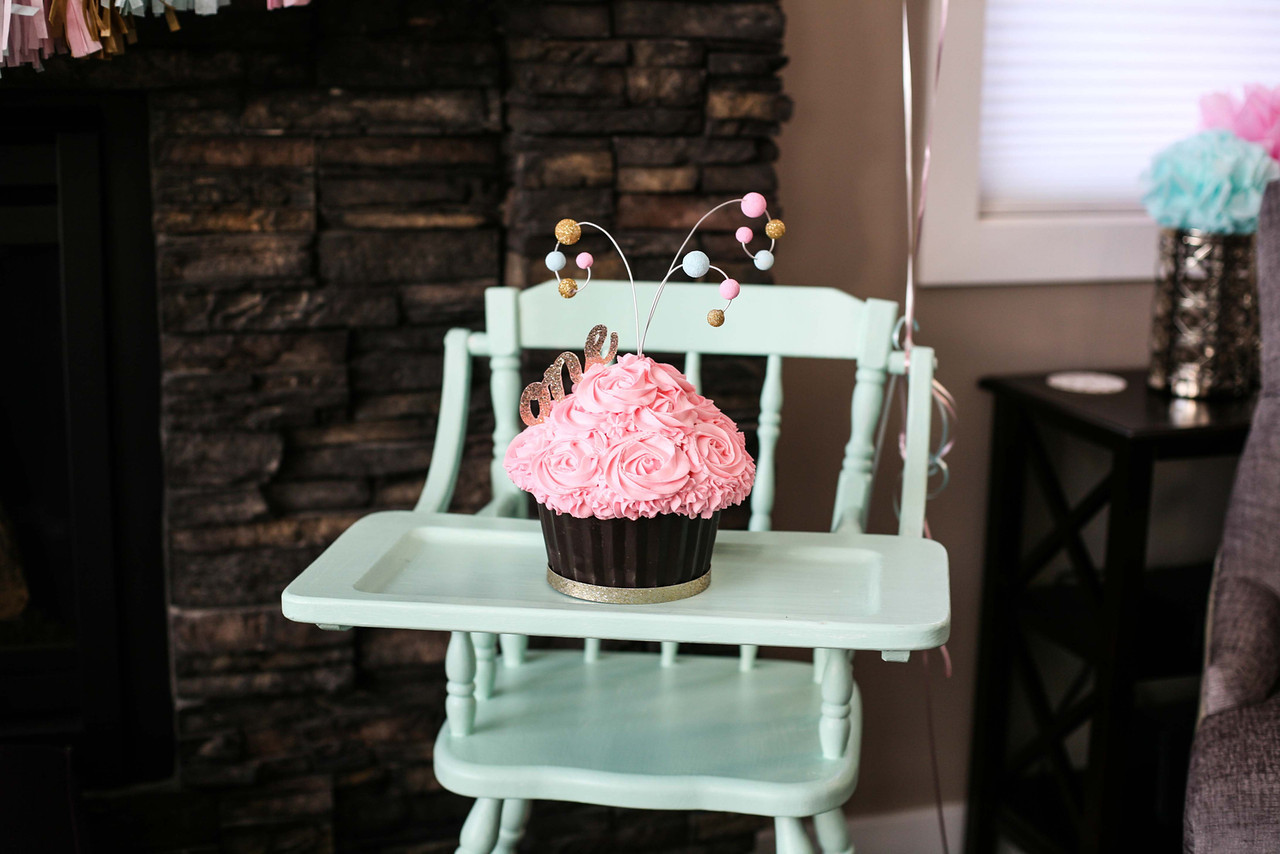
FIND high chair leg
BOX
[775,816,814,854]
[493,799,530,854]
[813,807,853,854]
[455,798,501,854]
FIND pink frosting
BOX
[504,354,755,520]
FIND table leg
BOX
[964,397,1029,854]
[1083,445,1153,852]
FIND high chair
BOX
[282,279,950,853]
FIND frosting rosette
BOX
[504,354,755,519]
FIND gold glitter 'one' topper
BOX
[582,324,618,367]
[519,324,619,427]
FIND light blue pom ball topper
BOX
[682,250,711,278]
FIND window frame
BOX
[918,0,1158,287]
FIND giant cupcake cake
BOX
[504,193,785,603]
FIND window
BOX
[919,0,1280,286]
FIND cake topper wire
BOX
[640,197,746,353]
[574,222,639,349]
[889,0,955,509]
[894,3,955,854]
[548,195,782,355]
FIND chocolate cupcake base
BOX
[537,504,720,604]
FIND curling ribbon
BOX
[897,3,955,854]
[894,0,955,516]
[901,0,949,361]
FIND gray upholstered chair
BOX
[1184,180,1280,852]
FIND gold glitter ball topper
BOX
[764,218,786,239]
[707,309,725,327]
[558,277,578,298]
[554,218,582,245]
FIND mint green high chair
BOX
[282,279,950,854]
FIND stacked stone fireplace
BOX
[7,1,789,849]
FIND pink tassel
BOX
[266,0,309,8]
[61,0,98,57]
[3,0,58,70]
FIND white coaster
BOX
[1045,371,1127,395]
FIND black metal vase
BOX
[1149,228,1260,399]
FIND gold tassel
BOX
[82,0,104,39]
[100,5,133,56]
[120,10,137,44]
[80,0,107,58]
[163,2,180,31]
[46,0,67,42]
[77,0,104,58]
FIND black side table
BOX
[964,370,1254,854]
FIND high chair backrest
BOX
[417,280,935,539]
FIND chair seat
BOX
[433,649,862,818]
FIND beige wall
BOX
[773,0,1154,815]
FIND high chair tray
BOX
[281,511,949,652]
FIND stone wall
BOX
[503,2,788,288]
[501,2,788,516]
[8,1,788,850]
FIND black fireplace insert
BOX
[0,94,172,788]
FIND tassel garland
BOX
[2,0,309,71]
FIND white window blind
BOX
[979,0,1280,216]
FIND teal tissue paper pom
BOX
[1142,129,1280,234]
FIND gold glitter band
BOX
[547,568,710,604]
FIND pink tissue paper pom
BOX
[1200,84,1280,161]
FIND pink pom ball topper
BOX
[740,192,767,219]
[547,193,785,330]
